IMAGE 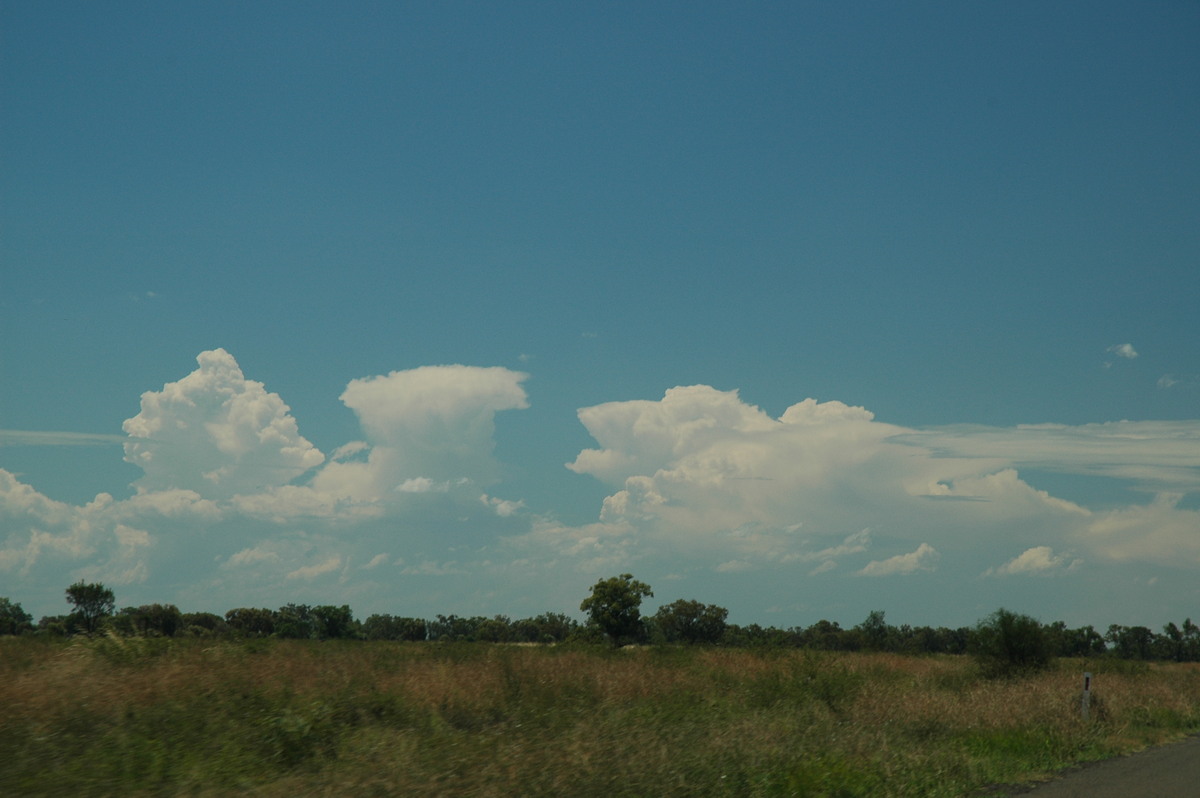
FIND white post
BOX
[1081,671,1092,720]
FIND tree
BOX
[1045,622,1105,658]
[854,610,893,651]
[362,614,427,641]
[1182,618,1200,662]
[802,619,848,651]
[580,573,653,646]
[311,605,356,639]
[971,608,1052,677]
[225,607,276,637]
[65,581,115,635]
[1106,624,1156,660]
[123,604,183,637]
[275,604,316,639]
[0,597,34,635]
[428,614,484,641]
[654,599,728,645]
[510,612,578,643]
[37,615,71,637]
[182,612,227,637]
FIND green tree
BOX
[1182,618,1200,662]
[854,610,893,651]
[428,614,484,641]
[971,608,1052,678]
[1106,624,1156,660]
[311,605,356,639]
[802,619,848,651]
[122,604,183,637]
[0,597,34,635]
[37,615,71,637]
[362,614,427,641]
[275,604,316,638]
[65,581,115,635]
[511,612,578,643]
[654,599,728,645]
[182,611,227,636]
[580,573,653,646]
[224,607,276,637]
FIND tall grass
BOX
[1,636,1197,796]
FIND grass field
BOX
[2,635,1198,796]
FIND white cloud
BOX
[985,546,1081,576]
[507,517,638,575]
[1157,373,1200,390]
[122,349,324,499]
[1082,493,1200,567]
[784,529,871,572]
[4,352,1200,626]
[1107,343,1139,359]
[226,545,282,567]
[118,489,222,520]
[0,469,100,575]
[858,543,939,576]
[331,441,370,460]
[482,494,525,517]
[362,553,389,569]
[397,477,451,493]
[397,559,467,576]
[715,559,753,573]
[312,364,529,502]
[808,560,838,576]
[286,555,342,580]
[557,387,1049,576]
[113,524,151,549]
[895,421,1200,494]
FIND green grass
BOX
[1,637,1197,796]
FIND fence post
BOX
[1081,671,1092,720]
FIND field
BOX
[2,636,1198,797]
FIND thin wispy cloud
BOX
[0,430,127,447]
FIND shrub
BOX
[971,608,1052,678]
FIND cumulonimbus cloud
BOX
[310,364,530,503]
[122,349,325,499]
[2,353,1199,623]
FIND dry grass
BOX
[1,636,1197,797]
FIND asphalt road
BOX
[999,734,1200,797]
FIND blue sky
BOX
[2,2,1198,629]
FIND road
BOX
[995,734,1200,797]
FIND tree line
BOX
[1,576,1198,666]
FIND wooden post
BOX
[1081,671,1092,720]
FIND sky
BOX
[2,2,1198,630]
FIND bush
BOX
[971,608,1052,678]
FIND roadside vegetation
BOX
[1,579,1198,796]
